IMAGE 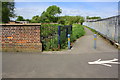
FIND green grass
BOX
[85,26,98,34]
[0,22,4,24]
[71,24,85,42]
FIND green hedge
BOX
[40,24,59,37]
[40,24,61,51]
[71,24,85,42]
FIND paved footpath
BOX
[2,27,119,78]
[42,27,118,54]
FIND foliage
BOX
[46,5,62,16]
[0,22,4,24]
[71,24,85,42]
[86,16,101,19]
[16,16,25,21]
[2,2,15,23]
[40,24,72,51]
[40,24,60,51]
[40,5,62,23]
[23,5,84,24]
[57,16,85,25]
[40,24,85,51]
[31,15,41,23]
[25,19,31,22]
[40,11,50,23]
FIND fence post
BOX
[68,34,70,49]
[94,34,97,49]
[58,26,61,49]
[66,27,68,37]
[70,25,72,34]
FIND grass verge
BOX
[71,24,86,42]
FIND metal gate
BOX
[40,24,72,51]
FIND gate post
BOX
[58,26,61,49]
[68,34,71,49]
[70,25,72,34]
[66,27,68,37]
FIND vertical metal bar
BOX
[58,26,61,49]
[94,34,97,49]
[68,34,70,49]
[66,27,68,37]
[70,25,72,34]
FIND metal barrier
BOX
[58,25,72,49]
[40,24,72,51]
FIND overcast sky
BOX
[12,1,119,20]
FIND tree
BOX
[2,2,15,23]
[57,16,85,25]
[86,16,101,19]
[40,5,62,23]
[31,15,41,23]
[46,5,62,16]
[77,16,84,25]
[16,16,25,21]
[25,19,31,22]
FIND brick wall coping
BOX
[0,23,41,26]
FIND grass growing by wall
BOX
[85,26,98,34]
[0,22,4,24]
[71,24,85,42]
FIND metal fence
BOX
[40,24,72,51]
[84,15,120,44]
[58,25,72,49]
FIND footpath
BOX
[43,27,118,54]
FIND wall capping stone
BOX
[0,23,41,26]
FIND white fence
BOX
[84,15,120,43]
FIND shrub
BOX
[40,24,60,51]
[71,24,85,42]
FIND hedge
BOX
[71,24,85,42]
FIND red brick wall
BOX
[1,24,42,52]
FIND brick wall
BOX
[0,24,42,52]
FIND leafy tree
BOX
[25,19,31,22]
[46,5,62,16]
[77,16,84,25]
[86,16,101,19]
[40,11,50,23]
[16,16,25,21]
[31,15,40,23]
[2,2,15,23]
[40,5,62,23]
[57,17,66,25]
[57,16,84,25]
